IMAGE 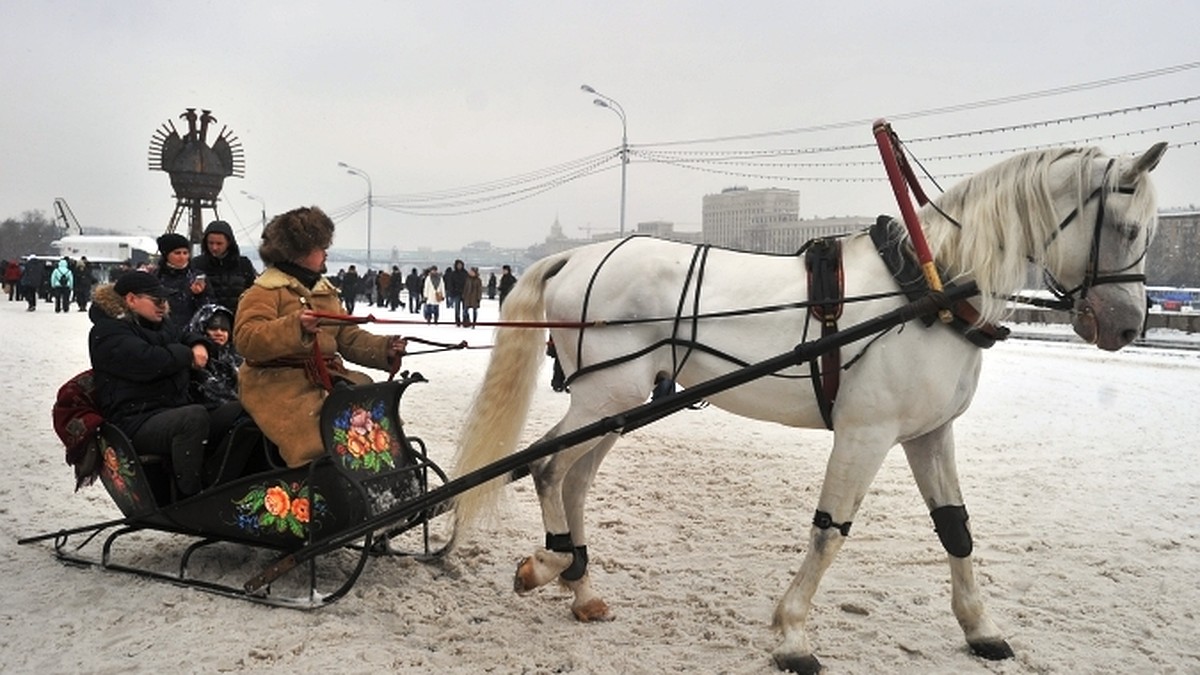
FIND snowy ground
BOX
[2,294,1199,674]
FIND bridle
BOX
[1038,158,1146,310]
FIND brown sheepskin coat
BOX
[234,267,392,467]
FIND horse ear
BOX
[1123,142,1168,181]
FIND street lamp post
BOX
[337,162,373,269]
[580,84,627,237]
[240,190,266,235]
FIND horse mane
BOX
[915,146,1157,323]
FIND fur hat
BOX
[259,206,335,265]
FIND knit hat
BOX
[113,271,169,299]
[157,232,191,257]
[258,206,335,265]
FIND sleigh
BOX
[20,373,450,608]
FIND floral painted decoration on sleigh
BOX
[331,400,400,473]
[100,445,142,511]
[232,480,327,538]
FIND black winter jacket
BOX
[192,221,258,317]
[88,284,206,437]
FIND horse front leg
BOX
[902,423,1014,661]
[772,431,893,674]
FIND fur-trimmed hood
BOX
[88,282,177,324]
[89,283,133,321]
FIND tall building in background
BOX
[1149,210,1200,286]
[702,186,867,253]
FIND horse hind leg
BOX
[513,427,619,610]
[558,434,618,622]
[902,424,1014,661]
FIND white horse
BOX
[451,143,1167,672]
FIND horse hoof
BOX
[772,652,822,674]
[514,551,572,594]
[969,639,1015,660]
[571,597,614,622]
[513,557,539,594]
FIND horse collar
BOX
[869,217,1009,348]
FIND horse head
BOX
[1055,142,1167,351]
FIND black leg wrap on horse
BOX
[544,533,588,581]
[813,510,852,536]
[930,504,973,558]
[561,546,588,581]
[546,532,573,553]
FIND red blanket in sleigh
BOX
[51,370,105,490]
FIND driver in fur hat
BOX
[233,206,407,467]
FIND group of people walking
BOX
[329,259,518,327]
[3,255,97,313]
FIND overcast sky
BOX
[3,1,1197,253]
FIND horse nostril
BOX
[1121,328,1138,344]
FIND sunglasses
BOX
[136,294,169,306]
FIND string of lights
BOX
[326,62,1197,217]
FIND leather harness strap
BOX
[803,237,844,430]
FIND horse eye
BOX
[1123,224,1141,242]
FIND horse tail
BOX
[449,252,570,545]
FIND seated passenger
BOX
[89,271,212,497]
[234,206,407,468]
[186,303,253,479]
[187,304,243,408]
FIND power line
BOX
[641,61,1200,147]
[321,62,1199,218]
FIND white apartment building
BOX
[701,186,868,253]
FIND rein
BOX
[307,291,912,334]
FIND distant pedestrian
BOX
[374,268,391,309]
[462,266,483,328]
[498,264,517,309]
[387,265,404,311]
[486,272,497,300]
[341,264,361,314]
[74,256,96,311]
[422,267,443,324]
[50,258,74,313]
[405,267,423,314]
[445,259,468,326]
[3,259,22,301]
[39,260,54,302]
[362,269,377,306]
[19,255,44,311]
